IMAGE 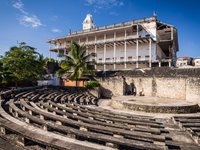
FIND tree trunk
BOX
[15,81,18,88]
[75,77,78,92]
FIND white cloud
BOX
[12,0,28,15]
[85,0,124,9]
[52,28,61,33]
[12,0,23,9]
[20,15,42,28]
[12,0,43,28]
[85,0,95,5]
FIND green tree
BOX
[2,42,45,87]
[57,41,95,87]
[0,57,13,86]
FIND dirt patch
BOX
[109,100,124,109]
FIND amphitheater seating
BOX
[0,87,199,150]
[173,115,200,144]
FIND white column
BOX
[124,30,127,69]
[149,38,152,68]
[64,49,66,56]
[171,27,173,40]
[159,62,161,67]
[114,32,116,70]
[79,38,81,44]
[64,41,67,47]
[136,24,139,68]
[86,37,88,54]
[136,40,139,68]
[104,34,106,71]
[95,36,97,70]
[169,61,171,67]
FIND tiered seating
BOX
[0,87,199,150]
[173,115,200,144]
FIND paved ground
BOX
[98,96,200,118]
[112,95,197,106]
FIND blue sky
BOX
[0,0,200,58]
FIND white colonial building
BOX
[48,14,179,70]
[176,56,193,67]
[193,58,200,67]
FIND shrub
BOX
[85,80,100,89]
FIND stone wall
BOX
[98,77,123,98]
[96,68,200,104]
[186,78,200,103]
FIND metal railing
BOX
[69,17,156,36]
[50,34,141,50]
[96,57,149,64]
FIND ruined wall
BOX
[98,77,123,98]
[186,78,200,103]
[96,68,200,103]
[155,77,186,100]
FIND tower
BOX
[83,14,95,30]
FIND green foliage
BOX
[57,41,96,86]
[1,42,46,86]
[85,80,100,89]
[46,58,57,63]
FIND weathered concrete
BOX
[110,96,199,113]
[97,72,200,104]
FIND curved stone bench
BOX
[0,101,110,150]
[8,100,164,150]
[121,101,200,113]
[173,115,200,144]
[1,88,200,150]
[19,99,165,143]
[57,101,160,124]
[38,101,162,135]
[46,101,164,129]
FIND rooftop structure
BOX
[48,15,179,70]
[176,56,193,67]
[193,58,200,66]
[82,14,95,30]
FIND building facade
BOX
[176,56,193,67]
[193,58,200,66]
[48,14,179,71]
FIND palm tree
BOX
[57,41,96,87]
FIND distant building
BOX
[176,56,193,67]
[48,14,179,70]
[193,58,200,66]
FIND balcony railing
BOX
[78,35,139,46]
[69,17,156,36]
[96,57,149,64]
[50,45,68,50]
[49,34,149,50]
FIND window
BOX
[128,56,132,59]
